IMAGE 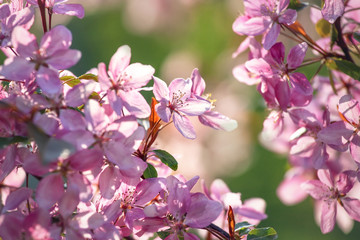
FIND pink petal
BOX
[67,148,103,171]
[320,200,337,233]
[98,62,111,91]
[36,173,64,210]
[277,175,308,205]
[40,25,72,56]
[1,57,35,81]
[122,63,155,90]
[178,98,211,116]
[109,45,131,79]
[301,179,330,200]
[99,166,122,199]
[317,169,334,188]
[67,172,93,202]
[2,187,32,213]
[322,0,344,24]
[338,95,360,126]
[233,64,262,85]
[350,134,360,163]
[198,111,238,131]
[46,49,81,69]
[342,197,360,222]
[121,90,151,118]
[59,189,79,219]
[245,58,273,77]
[190,68,205,96]
[173,112,196,139]
[153,77,169,102]
[263,23,280,50]
[290,72,313,96]
[53,3,85,19]
[184,192,222,228]
[36,67,62,95]
[233,16,269,36]
[155,101,171,122]
[65,81,97,108]
[278,9,297,24]
[134,178,166,205]
[11,26,38,58]
[287,42,308,69]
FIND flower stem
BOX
[37,0,48,33]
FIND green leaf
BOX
[235,221,254,236]
[316,19,331,37]
[157,231,170,239]
[27,123,75,165]
[288,0,308,11]
[247,227,278,240]
[331,59,360,80]
[143,163,158,178]
[60,76,81,87]
[153,149,178,171]
[353,32,360,43]
[79,73,98,82]
[235,221,254,232]
[0,136,28,149]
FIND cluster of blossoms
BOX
[0,1,274,239]
[233,0,360,234]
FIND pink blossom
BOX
[98,45,155,118]
[233,0,297,49]
[1,25,81,95]
[153,76,211,139]
[322,0,344,24]
[302,169,360,233]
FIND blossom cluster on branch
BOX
[233,0,360,234]
[0,1,275,240]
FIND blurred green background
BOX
[64,0,359,239]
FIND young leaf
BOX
[228,206,235,239]
[60,76,81,87]
[247,227,278,240]
[149,97,160,131]
[157,231,170,239]
[78,73,98,82]
[152,149,178,171]
[333,59,360,80]
[0,136,28,149]
[288,0,309,11]
[235,222,254,232]
[143,163,158,179]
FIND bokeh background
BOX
[53,0,360,239]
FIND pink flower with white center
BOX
[233,0,297,49]
[27,0,85,19]
[98,45,155,118]
[0,25,81,95]
[153,76,211,139]
[302,169,360,233]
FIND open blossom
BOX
[98,45,155,118]
[0,3,34,47]
[153,76,211,139]
[137,176,222,239]
[233,0,297,49]
[26,0,85,19]
[203,179,267,226]
[0,25,81,95]
[302,169,360,233]
[245,42,312,110]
